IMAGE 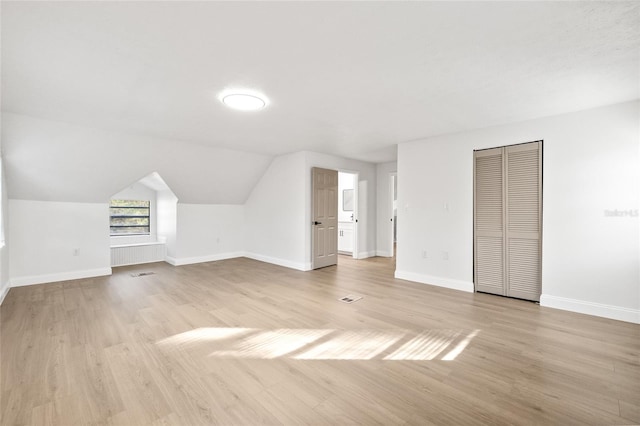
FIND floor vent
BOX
[339,294,363,304]
[131,272,156,277]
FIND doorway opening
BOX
[389,173,397,258]
[338,171,358,260]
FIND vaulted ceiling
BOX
[3,1,638,165]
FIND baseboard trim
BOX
[166,252,244,266]
[357,251,376,260]
[394,270,474,293]
[540,294,640,324]
[376,250,392,258]
[10,267,113,287]
[0,281,10,305]
[243,252,311,271]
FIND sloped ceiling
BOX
[1,2,638,203]
[1,113,272,204]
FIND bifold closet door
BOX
[505,142,542,301]
[474,147,506,296]
[474,141,542,301]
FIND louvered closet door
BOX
[474,147,506,296]
[474,142,542,302]
[505,142,542,301]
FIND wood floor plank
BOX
[1,256,639,425]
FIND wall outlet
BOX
[422,250,428,259]
[442,251,449,260]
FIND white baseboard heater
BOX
[111,242,166,267]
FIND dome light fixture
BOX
[221,91,267,111]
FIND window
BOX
[109,199,150,235]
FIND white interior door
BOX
[312,167,338,269]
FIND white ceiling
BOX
[2,1,639,163]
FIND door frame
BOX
[389,172,397,258]
[311,167,339,270]
[338,169,359,259]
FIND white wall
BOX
[244,152,309,270]
[6,196,243,279]
[9,200,111,286]
[397,101,639,323]
[157,190,178,258]
[376,161,397,257]
[0,112,274,285]
[4,148,376,280]
[0,7,7,304]
[0,158,10,303]
[244,151,378,270]
[109,181,158,244]
[170,204,245,265]
[305,151,377,260]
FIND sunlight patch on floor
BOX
[442,329,480,361]
[384,330,461,361]
[156,327,253,346]
[156,328,481,361]
[210,329,332,359]
[294,330,405,360]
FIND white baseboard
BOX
[0,281,10,305]
[357,251,376,259]
[243,252,311,271]
[165,251,312,272]
[165,252,244,266]
[10,267,113,287]
[540,294,640,324]
[394,270,474,293]
[376,250,392,258]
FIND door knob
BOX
[313,221,322,225]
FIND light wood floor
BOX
[1,256,639,425]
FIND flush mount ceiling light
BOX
[221,92,267,111]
